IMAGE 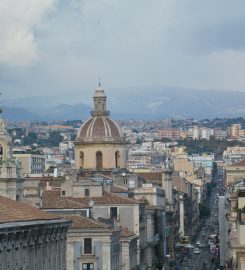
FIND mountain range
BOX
[3,87,245,121]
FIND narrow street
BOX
[176,169,223,270]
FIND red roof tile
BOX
[42,190,88,209]
[41,190,140,209]
[71,191,140,205]
[63,215,111,229]
[0,196,61,224]
[230,159,245,167]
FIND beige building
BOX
[41,181,141,270]
[65,215,122,270]
[228,189,245,270]
[75,84,126,171]
[133,184,166,268]
[228,124,242,139]
[225,159,245,186]
[13,153,45,175]
[173,157,195,180]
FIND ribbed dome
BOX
[77,116,124,143]
[76,84,125,144]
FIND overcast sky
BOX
[1,0,245,102]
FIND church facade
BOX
[75,84,126,171]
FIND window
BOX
[62,190,66,196]
[115,151,120,168]
[110,207,118,219]
[80,151,84,168]
[123,178,127,185]
[96,151,103,170]
[0,145,3,157]
[84,189,90,197]
[82,263,94,270]
[84,238,92,254]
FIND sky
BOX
[1,0,245,102]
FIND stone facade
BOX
[0,195,70,270]
[225,159,245,187]
[0,220,69,270]
[133,185,166,269]
[0,117,23,201]
[65,215,121,270]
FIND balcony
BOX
[79,246,97,260]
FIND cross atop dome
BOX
[91,83,110,117]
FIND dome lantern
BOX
[91,83,110,117]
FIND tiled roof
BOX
[0,196,61,224]
[230,159,245,167]
[63,215,111,229]
[111,185,128,193]
[41,190,140,209]
[42,190,88,209]
[72,191,140,205]
[137,172,162,185]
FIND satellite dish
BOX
[88,201,94,207]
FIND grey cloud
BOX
[1,0,245,101]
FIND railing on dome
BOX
[76,136,126,143]
[90,110,110,117]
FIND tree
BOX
[48,131,63,146]
[23,132,38,146]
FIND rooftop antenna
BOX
[98,76,102,87]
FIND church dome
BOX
[76,84,125,143]
[77,116,124,143]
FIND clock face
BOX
[88,200,94,207]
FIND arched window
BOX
[115,151,120,168]
[96,151,103,170]
[98,100,102,111]
[0,144,2,160]
[80,151,84,168]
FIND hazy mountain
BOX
[107,87,245,119]
[43,103,91,121]
[3,87,245,121]
[2,107,41,121]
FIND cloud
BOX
[1,0,245,100]
[0,0,56,66]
